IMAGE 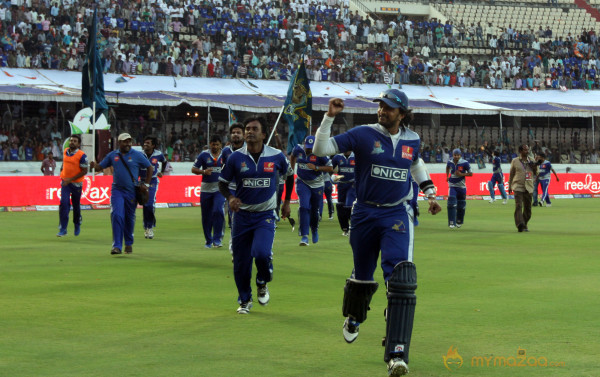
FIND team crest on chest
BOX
[151,158,157,164]
[240,162,249,172]
[114,156,120,162]
[371,141,384,154]
[264,162,274,172]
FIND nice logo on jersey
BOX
[240,162,249,172]
[264,162,274,172]
[371,164,408,181]
[401,145,413,160]
[371,141,384,154]
[309,155,317,162]
[114,155,120,162]
[151,158,158,164]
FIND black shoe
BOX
[125,245,133,254]
[111,247,122,255]
[517,224,525,232]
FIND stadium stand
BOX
[0,0,599,163]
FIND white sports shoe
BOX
[342,318,360,343]
[449,224,456,229]
[237,300,253,314]
[502,199,507,204]
[257,284,270,306]
[489,199,495,203]
[388,358,409,376]
[147,228,154,239]
[144,228,149,239]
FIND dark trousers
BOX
[513,191,532,229]
[59,183,82,231]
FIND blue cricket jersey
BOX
[99,149,151,194]
[332,124,420,206]
[222,143,246,192]
[193,150,224,193]
[538,160,553,180]
[291,144,331,188]
[447,158,472,188]
[219,145,293,212]
[140,149,166,183]
[331,152,356,183]
[492,156,503,178]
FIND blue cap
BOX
[452,148,462,155]
[373,89,409,111]
[304,135,315,149]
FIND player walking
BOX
[57,134,88,237]
[141,135,166,239]
[290,135,333,246]
[446,148,473,228]
[532,152,559,207]
[192,135,226,248]
[488,150,508,204]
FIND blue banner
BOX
[283,60,312,154]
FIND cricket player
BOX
[313,91,442,377]
[322,172,335,220]
[331,150,355,236]
[192,135,226,248]
[532,152,559,207]
[290,135,333,246]
[446,148,473,228]
[488,150,508,204]
[140,135,166,239]
[57,134,88,237]
[222,122,246,252]
[218,116,294,314]
[90,133,152,255]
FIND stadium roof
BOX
[2,68,600,117]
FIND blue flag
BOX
[82,8,108,122]
[229,106,238,126]
[283,60,312,154]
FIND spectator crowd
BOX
[0,0,599,162]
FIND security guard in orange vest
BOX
[58,134,88,237]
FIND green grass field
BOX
[1,200,599,377]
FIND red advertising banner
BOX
[1,173,599,206]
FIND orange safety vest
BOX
[60,148,86,183]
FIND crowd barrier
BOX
[1,173,599,210]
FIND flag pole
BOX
[266,105,285,145]
[207,104,211,147]
[92,101,96,181]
